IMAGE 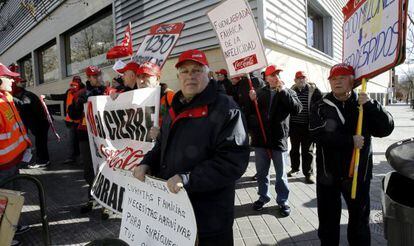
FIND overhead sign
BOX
[85,88,160,214]
[133,23,185,68]
[342,0,407,82]
[207,0,268,76]
[119,175,197,246]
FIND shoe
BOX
[279,205,291,217]
[253,200,267,211]
[80,200,94,214]
[287,170,299,177]
[15,224,30,235]
[252,173,258,181]
[28,161,50,169]
[101,208,110,220]
[305,175,315,184]
[63,158,75,164]
[11,240,22,246]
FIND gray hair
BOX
[177,64,209,76]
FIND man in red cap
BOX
[67,65,110,218]
[117,61,140,91]
[215,68,232,95]
[310,63,394,245]
[0,63,32,245]
[133,49,249,245]
[287,71,322,183]
[45,76,85,164]
[248,64,302,216]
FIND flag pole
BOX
[350,78,367,199]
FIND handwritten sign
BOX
[207,0,268,76]
[119,175,197,246]
[86,88,160,213]
[133,23,185,68]
[342,0,407,81]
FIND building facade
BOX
[0,0,390,118]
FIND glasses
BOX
[179,68,204,75]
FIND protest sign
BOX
[342,0,408,82]
[86,88,160,214]
[207,0,268,76]
[133,23,185,68]
[119,175,197,246]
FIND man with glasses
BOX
[248,65,302,216]
[133,49,249,245]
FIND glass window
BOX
[17,55,34,87]
[66,13,114,75]
[39,41,58,84]
[307,1,332,56]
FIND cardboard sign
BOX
[342,0,408,81]
[133,23,185,68]
[207,0,268,76]
[119,175,197,246]
[86,88,160,214]
[0,189,24,246]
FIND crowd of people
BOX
[0,48,395,246]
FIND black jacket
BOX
[218,78,232,96]
[230,76,265,122]
[248,86,302,150]
[309,92,394,185]
[13,89,49,134]
[141,81,250,237]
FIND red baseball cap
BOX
[0,63,20,77]
[295,71,306,79]
[117,62,140,74]
[264,65,283,76]
[138,62,161,77]
[328,63,354,79]
[215,69,228,76]
[85,66,102,76]
[72,75,82,83]
[175,49,209,68]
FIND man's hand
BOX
[109,91,119,100]
[167,175,183,194]
[149,126,160,141]
[249,89,257,101]
[353,135,364,149]
[133,164,150,182]
[358,92,370,105]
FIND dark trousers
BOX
[289,123,314,176]
[198,230,233,246]
[33,124,50,163]
[79,139,94,200]
[65,121,80,159]
[317,178,371,246]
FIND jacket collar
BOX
[326,91,357,106]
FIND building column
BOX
[32,50,40,87]
[57,34,66,79]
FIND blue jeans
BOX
[255,148,289,206]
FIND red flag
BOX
[106,22,133,59]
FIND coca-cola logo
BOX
[233,54,258,71]
[100,145,145,171]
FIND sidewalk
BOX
[15,104,413,245]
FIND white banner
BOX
[342,0,407,81]
[85,88,160,214]
[133,23,185,68]
[119,175,197,246]
[207,0,268,76]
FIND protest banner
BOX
[207,0,268,76]
[119,175,197,246]
[86,88,160,213]
[342,0,408,83]
[208,0,271,157]
[133,23,185,68]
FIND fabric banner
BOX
[85,88,160,214]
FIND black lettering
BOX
[108,182,118,210]
[100,178,110,203]
[103,111,116,140]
